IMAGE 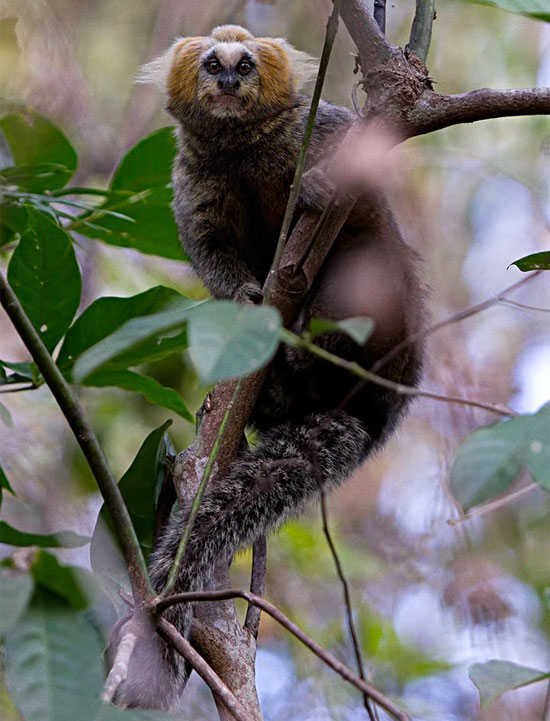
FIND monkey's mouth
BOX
[214,93,242,108]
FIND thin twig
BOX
[500,298,550,313]
[319,489,376,721]
[155,590,412,721]
[0,272,152,600]
[264,0,342,299]
[158,617,256,721]
[408,0,436,62]
[447,482,539,526]
[371,271,542,374]
[280,328,517,417]
[161,380,243,597]
[244,536,267,637]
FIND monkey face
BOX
[196,44,261,118]
[139,25,317,124]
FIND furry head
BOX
[138,24,317,120]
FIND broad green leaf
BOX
[85,369,192,421]
[0,401,13,427]
[450,403,550,510]
[31,551,93,610]
[0,571,34,636]
[90,421,172,583]
[73,296,206,382]
[57,286,189,375]
[461,0,550,21]
[4,589,104,721]
[469,660,550,708]
[7,208,81,352]
[510,250,550,271]
[0,111,77,191]
[0,521,90,548]
[76,128,183,260]
[188,301,282,384]
[308,316,374,345]
[0,359,37,383]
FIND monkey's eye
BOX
[237,60,253,75]
[205,58,222,74]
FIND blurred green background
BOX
[0,1,549,719]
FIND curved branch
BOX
[339,0,395,69]
[156,590,412,721]
[408,87,550,136]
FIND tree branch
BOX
[408,87,550,136]
[373,0,386,34]
[280,329,517,417]
[156,590,412,721]
[408,0,436,62]
[244,536,267,637]
[158,618,257,721]
[0,272,152,601]
[339,0,395,69]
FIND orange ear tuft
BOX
[167,37,210,105]
[255,39,293,108]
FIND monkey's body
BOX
[117,25,422,710]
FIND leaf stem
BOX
[0,272,152,601]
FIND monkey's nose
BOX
[217,75,240,92]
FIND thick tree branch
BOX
[339,0,395,69]
[156,590,411,721]
[408,87,550,136]
[0,273,152,602]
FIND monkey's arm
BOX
[173,169,263,301]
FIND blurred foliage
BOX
[0,2,549,721]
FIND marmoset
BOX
[117,24,423,710]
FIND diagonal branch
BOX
[156,590,412,721]
[339,0,395,69]
[0,273,152,602]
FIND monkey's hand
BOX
[234,281,264,305]
[298,166,337,213]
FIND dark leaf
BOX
[7,208,81,352]
[57,285,189,376]
[30,551,94,610]
[0,111,77,191]
[0,521,90,548]
[510,250,550,271]
[85,369,192,421]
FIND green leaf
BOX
[76,128,184,260]
[469,660,550,708]
[0,401,13,427]
[30,551,94,610]
[188,301,282,384]
[461,0,550,21]
[4,588,105,721]
[308,316,374,345]
[72,296,205,382]
[0,111,77,191]
[0,571,34,636]
[0,521,90,548]
[85,369,192,421]
[450,403,550,510]
[7,208,82,352]
[509,250,550,271]
[57,285,189,376]
[90,421,172,583]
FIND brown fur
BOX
[167,38,209,106]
